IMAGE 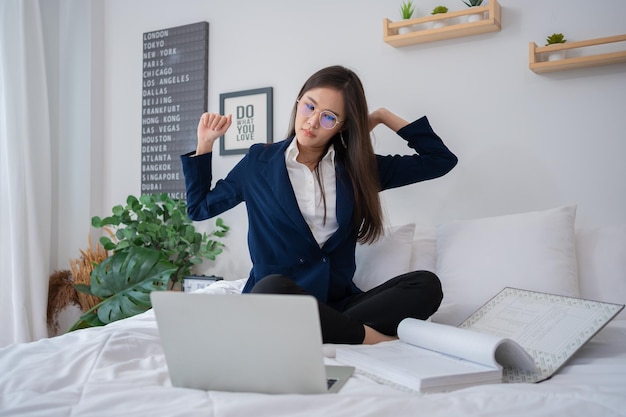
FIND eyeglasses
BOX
[297,100,343,130]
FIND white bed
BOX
[2,206,625,417]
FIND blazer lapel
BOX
[261,140,315,241]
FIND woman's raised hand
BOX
[195,112,232,155]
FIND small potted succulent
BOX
[462,0,484,23]
[431,6,449,29]
[399,0,416,34]
[545,33,567,61]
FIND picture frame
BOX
[219,87,273,155]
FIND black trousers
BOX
[250,271,443,344]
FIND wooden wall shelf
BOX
[383,0,501,47]
[529,34,626,74]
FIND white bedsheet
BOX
[1,281,625,417]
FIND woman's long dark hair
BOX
[287,65,383,244]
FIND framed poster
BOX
[219,87,273,155]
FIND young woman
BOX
[181,65,457,344]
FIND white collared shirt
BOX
[285,138,339,247]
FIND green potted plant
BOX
[399,0,416,34]
[69,193,229,331]
[545,33,567,61]
[431,6,449,29]
[400,0,415,19]
[462,0,484,23]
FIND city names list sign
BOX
[141,21,208,200]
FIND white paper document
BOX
[336,317,535,393]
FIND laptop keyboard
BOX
[326,378,337,390]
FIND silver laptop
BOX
[150,291,354,394]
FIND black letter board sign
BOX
[141,21,208,200]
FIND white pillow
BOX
[409,226,437,273]
[354,224,416,291]
[432,206,580,326]
[576,225,626,319]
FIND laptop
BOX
[150,291,355,394]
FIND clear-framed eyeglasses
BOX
[296,100,343,130]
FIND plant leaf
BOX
[69,311,106,331]
[89,247,177,324]
[74,283,92,295]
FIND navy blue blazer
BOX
[181,116,457,309]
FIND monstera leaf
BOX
[70,246,177,331]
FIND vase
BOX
[431,20,447,29]
[467,7,483,22]
[546,45,567,62]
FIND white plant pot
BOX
[432,20,447,29]
[467,10,483,23]
[546,46,567,62]
[398,26,413,35]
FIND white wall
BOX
[88,0,625,277]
